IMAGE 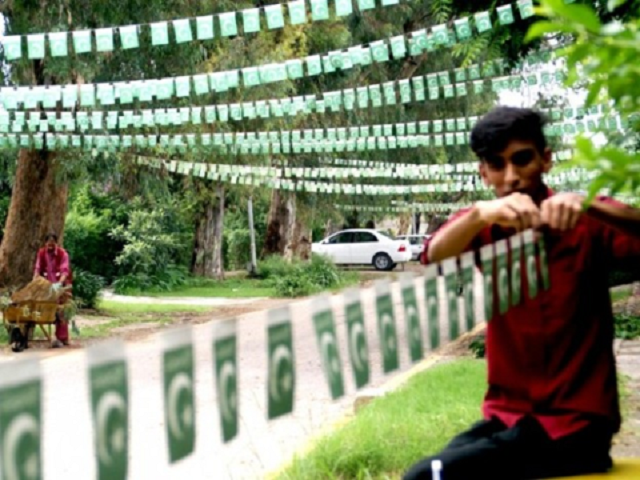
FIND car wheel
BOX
[373,253,393,271]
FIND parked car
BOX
[312,229,412,271]
[396,234,431,261]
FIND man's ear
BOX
[478,161,490,186]
[541,147,553,173]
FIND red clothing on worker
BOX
[33,246,72,343]
[421,189,640,440]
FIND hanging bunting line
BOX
[134,155,597,196]
[0,114,619,153]
[0,1,543,108]
[1,71,603,136]
[1,0,405,62]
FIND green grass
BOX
[130,277,277,299]
[75,314,176,339]
[98,300,212,314]
[278,359,487,480]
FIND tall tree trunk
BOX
[191,182,225,280]
[0,150,68,288]
[398,214,411,236]
[262,190,310,261]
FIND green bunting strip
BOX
[441,258,461,341]
[0,59,570,115]
[399,273,424,363]
[0,23,561,110]
[88,340,129,480]
[2,0,406,61]
[480,244,495,322]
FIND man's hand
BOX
[540,193,585,231]
[476,193,542,232]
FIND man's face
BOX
[46,239,56,251]
[478,139,552,199]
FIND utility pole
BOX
[247,195,258,276]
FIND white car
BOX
[312,229,412,271]
[396,234,431,261]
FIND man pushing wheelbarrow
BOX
[32,233,73,348]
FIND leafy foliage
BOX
[527,0,640,199]
[614,313,640,340]
[71,268,104,309]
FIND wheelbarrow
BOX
[3,301,62,352]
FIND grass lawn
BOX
[98,300,212,314]
[278,359,487,480]
[127,277,277,299]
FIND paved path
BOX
[6,273,487,480]
[101,290,265,306]
[613,339,640,458]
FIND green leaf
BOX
[559,4,602,33]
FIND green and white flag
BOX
[267,307,296,419]
[510,234,523,306]
[196,16,215,40]
[344,288,370,389]
[375,280,399,373]
[265,4,285,29]
[173,19,193,43]
[162,327,196,463]
[150,22,170,46]
[424,264,440,350]
[288,0,307,25]
[460,251,476,332]
[0,357,42,480]
[48,32,68,57]
[312,295,345,400]
[88,340,129,480]
[219,12,239,37]
[496,240,510,315]
[523,230,538,298]
[480,244,495,322]
[442,258,460,341]
[400,273,423,363]
[213,319,238,443]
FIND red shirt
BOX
[34,246,71,285]
[421,191,640,439]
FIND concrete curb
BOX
[266,323,486,479]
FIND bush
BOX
[469,335,486,359]
[72,269,104,309]
[111,204,191,294]
[614,314,640,340]
[259,254,357,298]
[609,268,640,288]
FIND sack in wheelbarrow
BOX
[4,301,58,324]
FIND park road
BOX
[21,273,486,480]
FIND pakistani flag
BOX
[213,319,238,442]
[267,307,296,419]
[344,288,370,389]
[0,358,42,480]
[162,327,196,463]
[88,340,129,480]
[311,295,345,400]
[375,280,399,373]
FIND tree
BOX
[0,0,205,287]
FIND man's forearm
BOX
[428,205,487,262]
[588,200,640,239]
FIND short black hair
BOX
[470,107,549,160]
[44,233,58,242]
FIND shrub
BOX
[260,254,357,298]
[469,335,486,359]
[614,314,640,340]
[72,269,104,309]
[112,265,188,295]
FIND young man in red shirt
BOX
[404,107,640,480]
